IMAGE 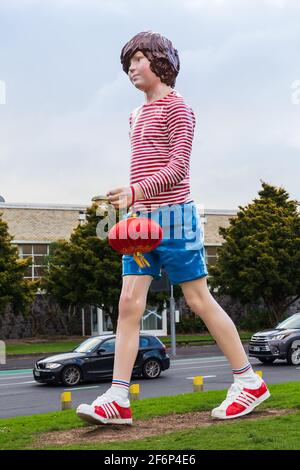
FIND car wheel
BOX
[61,365,82,386]
[258,357,276,364]
[287,346,300,366]
[142,359,162,379]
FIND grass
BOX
[5,340,81,356]
[0,381,299,450]
[4,331,253,356]
[160,332,253,345]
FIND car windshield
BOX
[276,314,300,330]
[73,337,101,353]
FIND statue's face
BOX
[128,50,161,91]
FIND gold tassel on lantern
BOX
[129,213,151,268]
[133,252,151,268]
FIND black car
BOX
[248,312,300,365]
[33,334,170,386]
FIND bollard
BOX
[193,376,203,392]
[130,383,140,400]
[256,370,263,379]
[61,391,72,410]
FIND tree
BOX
[41,204,123,331]
[209,181,300,326]
[0,214,36,315]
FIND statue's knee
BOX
[118,294,144,319]
[185,294,205,315]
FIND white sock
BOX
[108,379,130,401]
[232,362,261,388]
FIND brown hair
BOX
[120,31,180,88]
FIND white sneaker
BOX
[211,379,271,420]
[76,391,132,425]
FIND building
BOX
[0,200,237,336]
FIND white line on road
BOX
[0,375,32,380]
[171,364,230,372]
[170,361,230,369]
[170,359,229,367]
[171,357,227,365]
[64,385,102,392]
[0,381,36,387]
[186,375,216,379]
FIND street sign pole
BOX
[170,284,176,357]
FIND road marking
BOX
[171,356,226,364]
[64,385,102,391]
[0,375,32,380]
[186,375,216,379]
[170,358,258,367]
[171,364,230,372]
[0,381,36,387]
[170,361,228,368]
[170,359,228,366]
[0,369,33,376]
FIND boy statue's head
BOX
[120,31,180,89]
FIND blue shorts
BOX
[122,201,208,285]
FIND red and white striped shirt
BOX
[129,89,196,213]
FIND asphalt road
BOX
[0,344,299,419]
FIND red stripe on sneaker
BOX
[110,402,121,419]
[107,403,118,419]
[226,402,247,416]
[94,401,132,421]
[113,401,132,419]
[243,382,268,398]
[94,405,107,418]
[105,403,114,418]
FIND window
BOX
[17,244,50,280]
[141,306,162,331]
[205,245,219,266]
[100,339,115,353]
[74,337,101,353]
[139,337,150,348]
[102,311,113,332]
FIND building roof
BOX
[0,201,237,244]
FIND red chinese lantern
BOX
[108,213,163,268]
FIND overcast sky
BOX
[0,0,299,210]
